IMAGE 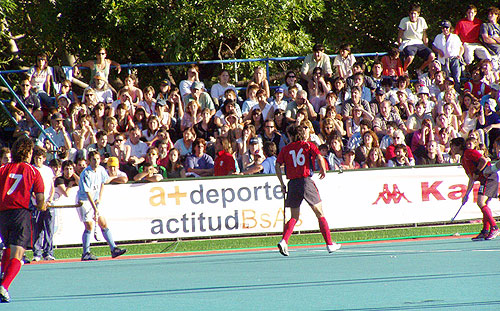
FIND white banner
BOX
[51,165,500,246]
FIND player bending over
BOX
[450,137,499,241]
[0,137,46,302]
[275,124,341,256]
[77,151,126,260]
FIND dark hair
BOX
[450,137,466,150]
[88,150,100,159]
[359,119,373,129]
[32,146,46,158]
[11,136,34,163]
[48,158,62,168]
[388,47,400,58]
[353,61,366,72]
[339,44,351,53]
[286,124,306,142]
[409,3,421,14]
[62,160,75,169]
[313,43,325,52]
[0,147,10,158]
[487,6,500,16]
[263,141,277,157]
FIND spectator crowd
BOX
[4,3,500,183]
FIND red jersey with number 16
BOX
[277,141,320,180]
[0,162,44,211]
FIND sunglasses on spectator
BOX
[287,75,296,78]
[21,84,30,87]
[62,84,71,87]
[85,94,95,97]
[115,138,124,142]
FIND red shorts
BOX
[286,177,321,209]
[0,208,32,249]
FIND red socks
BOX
[481,205,497,229]
[282,218,297,243]
[1,248,11,276]
[1,258,21,290]
[319,217,333,245]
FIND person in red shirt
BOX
[214,137,237,176]
[275,124,341,256]
[0,136,46,303]
[454,4,491,65]
[450,137,499,241]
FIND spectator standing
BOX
[165,148,186,179]
[31,147,55,262]
[73,47,121,83]
[27,52,54,109]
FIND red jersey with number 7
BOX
[0,162,44,211]
[277,141,320,180]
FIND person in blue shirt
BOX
[77,150,126,261]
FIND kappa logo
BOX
[373,184,411,205]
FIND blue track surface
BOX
[4,237,500,310]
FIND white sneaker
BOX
[277,240,289,256]
[32,256,42,262]
[327,243,341,253]
[0,285,10,303]
[44,255,55,261]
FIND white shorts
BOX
[77,200,103,223]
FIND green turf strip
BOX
[33,223,483,260]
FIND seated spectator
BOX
[214,98,242,128]
[241,137,264,174]
[111,133,131,166]
[165,148,186,178]
[73,47,121,83]
[410,118,434,153]
[185,81,216,115]
[155,99,172,129]
[387,143,415,167]
[373,100,407,137]
[386,129,415,162]
[455,5,490,66]
[36,112,74,156]
[115,103,135,134]
[247,66,270,99]
[350,72,372,103]
[464,68,491,99]
[261,141,277,174]
[83,72,113,105]
[135,147,167,181]
[300,43,333,87]
[103,116,119,145]
[479,59,499,86]
[213,137,238,176]
[432,20,464,91]
[371,60,384,88]
[142,115,161,145]
[180,99,201,132]
[125,126,148,168]
[308,67,331,112]
[380,121,398,152]
[390,75,416,106]
[185,138,214,177]
[247,89,272,122]
[211,69,237,107]
[139,86,157,117]
[156,79,171,102]
[166,87,185,129]
[341,86,372,118]
[394,91,414,121]
[27,52,54,109]
[261,120,286,153]
[273,109,288,135]
[459,94,482,138]
[317,144,330,170]
[331,77,349,108]
[319,91,340,119]
[267,87,287,120]
[14,77,43,121]
[123,74,143,109]
[347,118,373,150]
[111,88,134,116]
[156,138,172,168]
[194,108,217,144]
[355,130,379,165]
[87,130,112,164]
[346,61,377,91]
[301,120,322,147]
[333,44,356,79]
[362,147,386,168]
[173,127,196,158]
[90,102,106,131]
[381,47,405,78]
[397,3,435,74]
[341,149,360,170]
[415,86,436,114]
[480,7,500,61]
[369,87,386,116]
[280,71,303,101]
[319,116,344,143]
[414,140,444,165]
[106,156,128,184]
[326,133,343,170]
[54,160,79,198]
[241,84,260,117]
[237,124,257,159]
[180,64,202,102]
[72,113,96,152]
[248,108,265,134]
[346,103,373,140]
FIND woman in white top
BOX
[210,70,236,106]
[28,52,54,108]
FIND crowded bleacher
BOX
[3,4,500,182]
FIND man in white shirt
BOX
[300,44,333,86]
[432,20,464,91]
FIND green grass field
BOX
[36,223,483,260]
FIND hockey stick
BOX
[49,202,83,209]
[451,202,466,222]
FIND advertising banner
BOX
[52,166,500,245]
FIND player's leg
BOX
[79,202,98,261]
[478,195,499,240]
[97,216,126,258]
